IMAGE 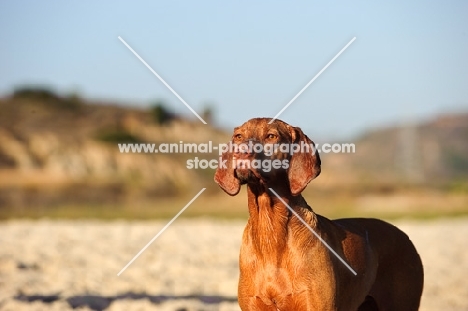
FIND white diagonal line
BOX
[269,37,356,124]
[268,188,357,275]
[118,36,207,125]
[117,188,206,276]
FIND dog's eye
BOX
[234,134,243,140]
[266,133,277,140]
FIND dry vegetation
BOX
[1,87,468,219]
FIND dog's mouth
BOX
[234,168,255,184]
[233,156,279,185]
[232,157,262,184]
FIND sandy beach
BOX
[1,217,467,310]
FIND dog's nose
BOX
[235,143,252,158]
[234,139,258,159]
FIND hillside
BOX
[0,88,228,209]
[338,113,468,184]
[0,87,467,213]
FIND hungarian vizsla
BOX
[214,118,424,311]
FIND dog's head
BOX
[214,118,321,196]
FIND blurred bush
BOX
[95,129,143,144]
[150,100,174,125]
[12,85,82,110]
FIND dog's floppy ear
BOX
[214,147,241,196]
[287,126,321,196]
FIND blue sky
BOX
[1,1,467,139]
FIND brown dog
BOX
[215,118,423,311]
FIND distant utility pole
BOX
[397,120,424,182]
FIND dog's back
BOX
[334,218,424,310]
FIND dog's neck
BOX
[246,183,316,260]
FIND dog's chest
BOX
[247,265,307,307]
[239,241,338,309]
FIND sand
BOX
[0,217,467,310]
